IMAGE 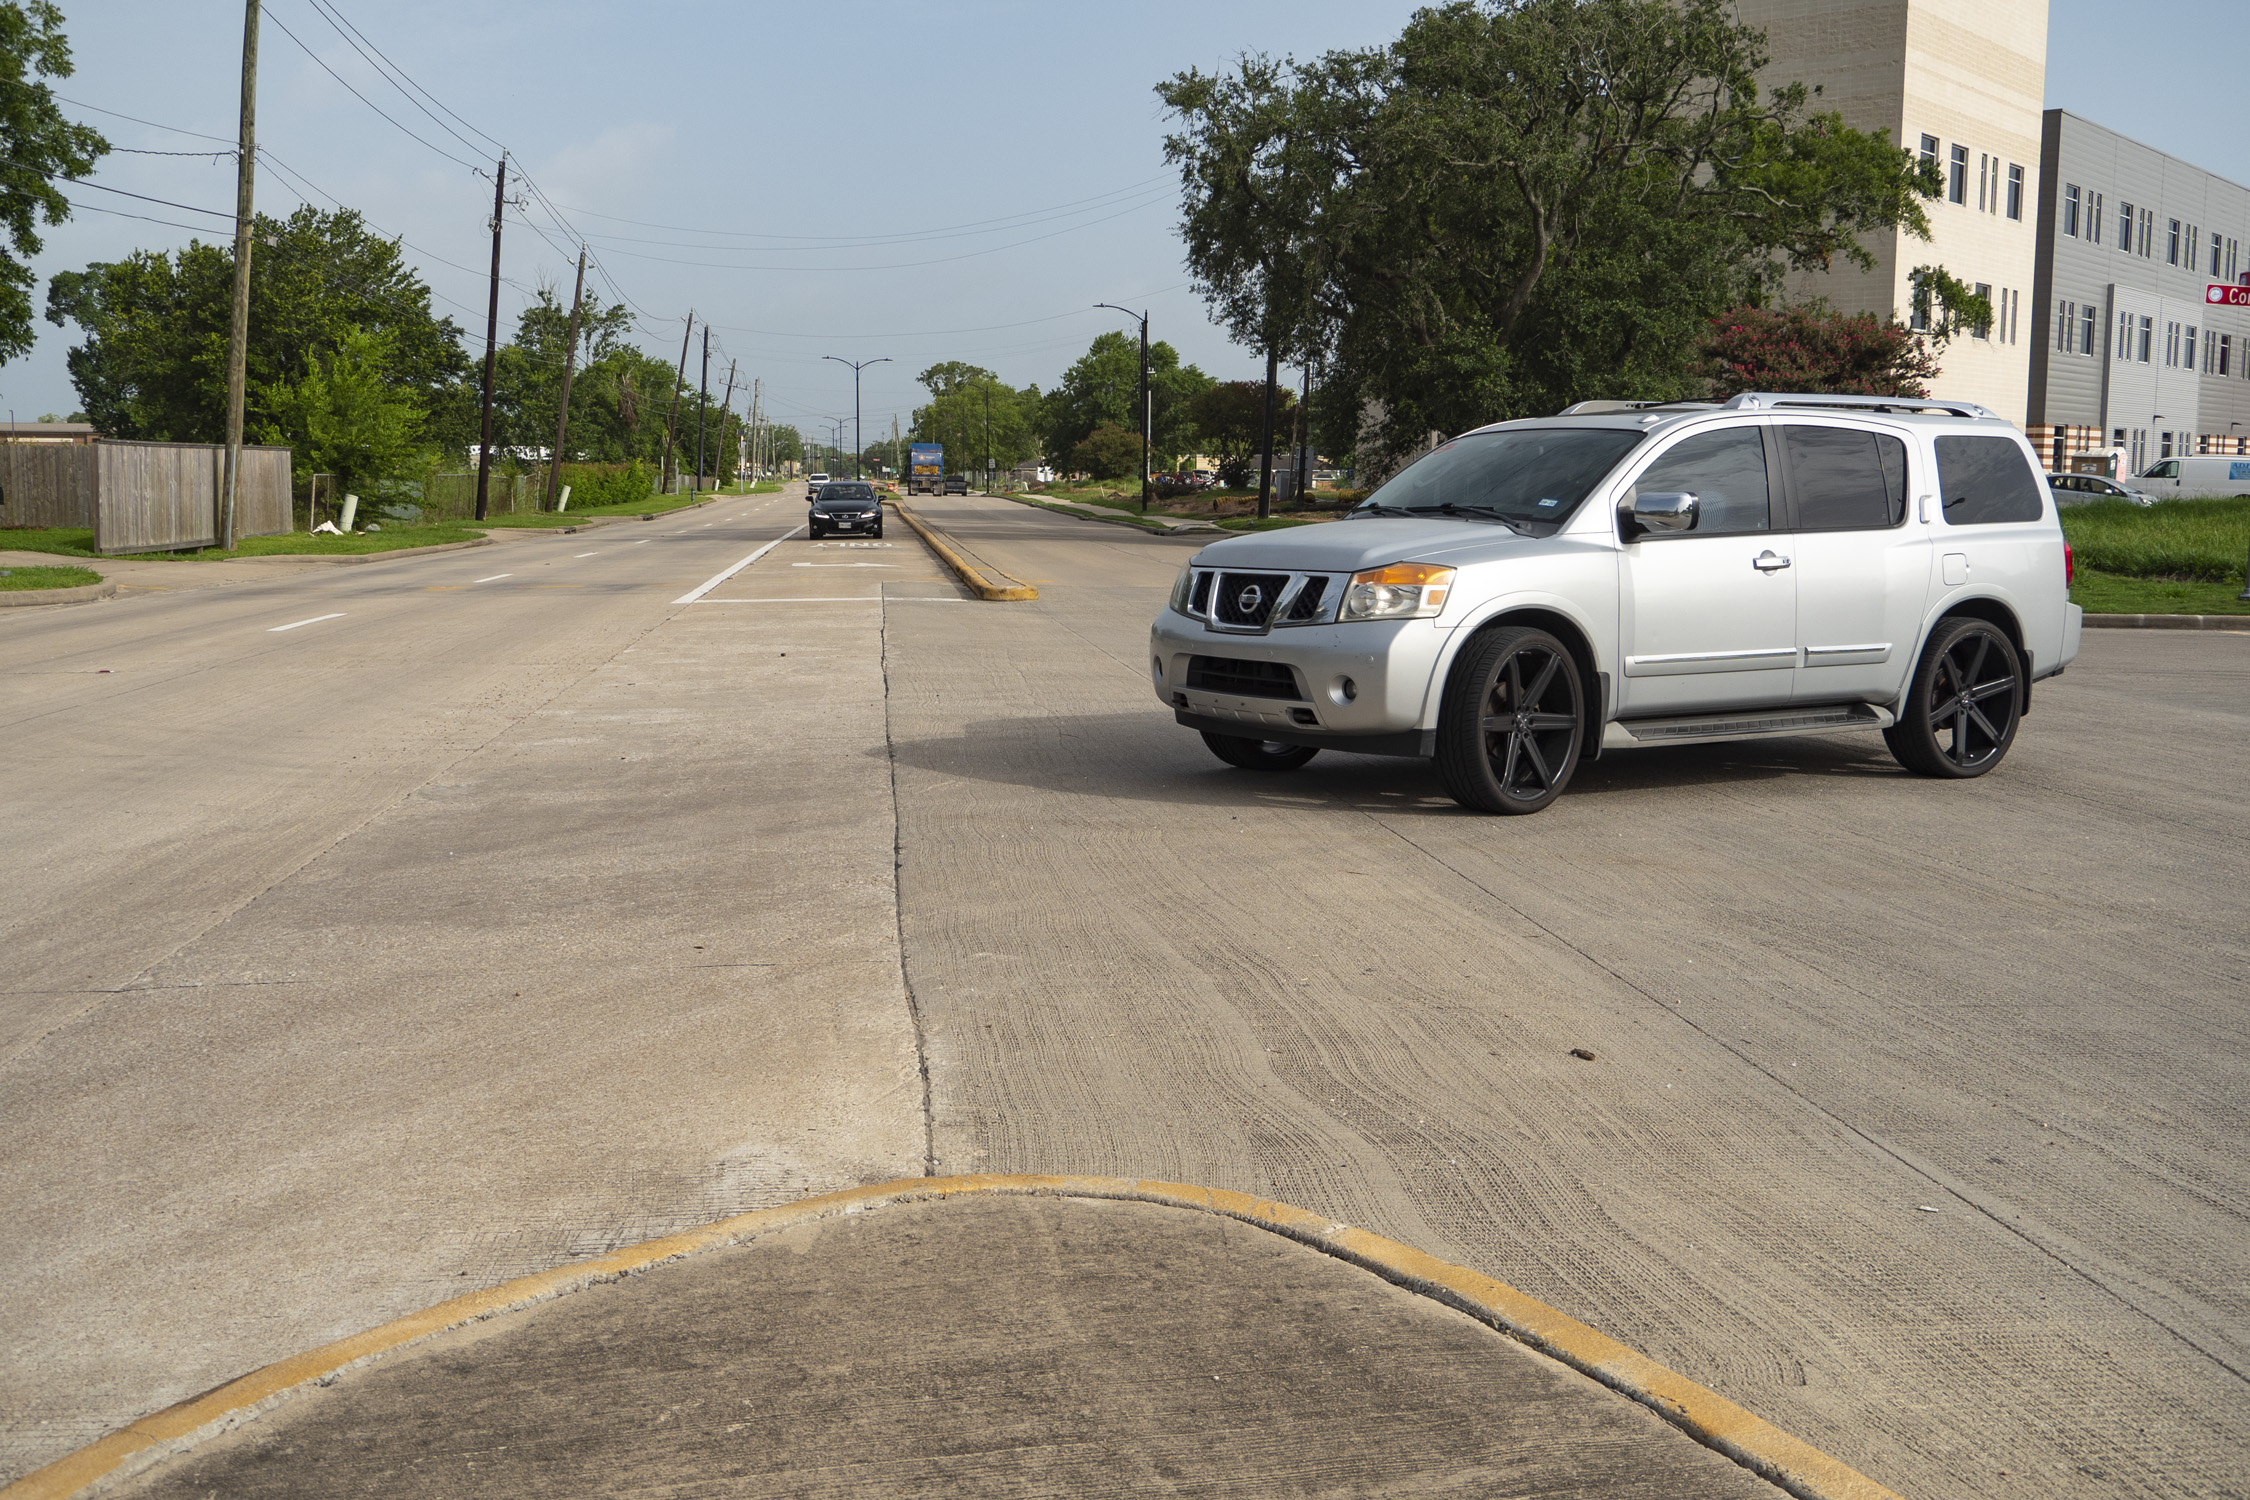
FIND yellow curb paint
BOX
[6,1174,1899,1500]
[885,497,1036,601]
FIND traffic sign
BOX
[2206,283,2250,307]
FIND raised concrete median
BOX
[886,495,1036,600]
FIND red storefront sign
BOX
[2207,283,2250,307]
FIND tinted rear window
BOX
[1783,425,1907,530]
[1936,437,2044,524]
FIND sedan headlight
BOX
[1341,563,1455,621]
[1169,565,1196,614]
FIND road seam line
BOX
[2,1175,1899,1500]
[673,527,803,604]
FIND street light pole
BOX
[824,355,892,480]
[1095,303,1150,511]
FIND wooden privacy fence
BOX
[0,440,290,552]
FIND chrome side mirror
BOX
[1626,490,1698,535]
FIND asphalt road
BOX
[5,487,2246,1497]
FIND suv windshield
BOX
[1355,427,1648,532]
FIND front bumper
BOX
[1148,607,1449,757]
[813,512,880,532]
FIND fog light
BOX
[1329,676,1357,705]
[1152,655,1166,687]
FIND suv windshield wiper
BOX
[1350,503,1418,517]
[1424,502,1532,535]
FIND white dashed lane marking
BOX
[473,574,512,583]
[268,613,345,632]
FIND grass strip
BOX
[2059,496,2249,581]
[1006,495,1179,534]
[0,525,484,558]
[474,492,714,527]
[0,563,103,590]
[2071,569,2250,616]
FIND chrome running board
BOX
[1604,702,1893,749]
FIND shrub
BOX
[558,461,656,508]
[1699,305,1939,398]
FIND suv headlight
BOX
[1169,565,1196,614]
[1342,563,1455,621]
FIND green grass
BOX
[2058,496,2249,582]
[0,524,484,558]
[1006,495,1177,534]
[476,490,715,528]
[1216,515,1318,532]
[2071,569,2250,616]
[0,563,102,590]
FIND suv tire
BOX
[1435,626,1585,815]
[1200,732,1318,772]
[1885,617,2022,778]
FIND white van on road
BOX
[2135,456,2250,499]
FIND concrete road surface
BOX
[4,486,2246,1497]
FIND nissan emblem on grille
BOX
[1236,584,1264,616]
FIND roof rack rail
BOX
[1556,399,1718,416]
[1721,392,1999,420]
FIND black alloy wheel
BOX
[1200,731,1319,772]
[1435,626,1585,814]
[1885,617,2021,778]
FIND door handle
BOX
[1753,550,1791,571]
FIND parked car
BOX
[808,480,882,539]
[2133,455,2250,499]
[1150,392,2081,814]
[2047,472,2152,506]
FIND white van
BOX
[2135,456,2250,499]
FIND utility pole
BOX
[474,155,506,522]
[219,0,259,550]
[661,312,693,494]
[983,382,992,494]
[1296,362,1312,505]
[714,359,737,489]
[693,327,710,494]
[543,246,587,511]
[1256,342,1279,521]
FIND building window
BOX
[2221,333,2234,377]
[1919,134,1938,178]
[1972,283,1992,339]
[2081,302,2097,355]
[2165,321,2180,365]
[2138,315,2153,362]
[2062,184,2081,237]
[2006,165,2023,221]
[1909,283,1930,332]
[2117,310,2130,359]
[2057,300,2075,352]
[2229,238,2240,281]
[2184,324,2197,371]
[2213,232,2225,277]
[2167,219,2181,264]
[2160,431,2174,460]
[2187,224,2199,269]
[1977,153,1989,212]
[2131,429,2147,469]
[2090,192,2103,245]
[2118,201,2134,247]
[1949,144,1968,205]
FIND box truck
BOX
[908,443,943,495]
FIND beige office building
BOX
[1734,0,2048,424]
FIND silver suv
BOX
[1150,393,2083,815]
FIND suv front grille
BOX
[1283,577,1327,621]
[1185,655,1303,700]
[1213,572,1291,628]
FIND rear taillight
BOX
[2064,542,2074,585]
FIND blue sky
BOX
[8,0,2247,435]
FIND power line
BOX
[303,0,506,157]
[261,6,484,173]
[52,93,236,144]
[564,182,1170,254]
[701,287,1191,341]
[61,177,235,220]
[540,173,1173,245]
[299,0,493,161]
[586,196,1167,274]
[62,198,223,235]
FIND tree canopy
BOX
[0,1,107,364]
[1159,0,1946,469]
[913,361,1039,477]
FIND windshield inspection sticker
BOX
[1536,497,1561,507]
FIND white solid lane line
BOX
[268,613,345,632]
[473,573,512,583]
[674,526,804,604]
[574,551,598,558]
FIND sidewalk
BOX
[45,1182,1891,1500]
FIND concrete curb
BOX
[2083,611,2249,630]
[886,497,1036,601]
[4,1173,1898,1500]
[0,578,114,608]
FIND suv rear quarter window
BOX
[1936,436,2045,524]
[1783,425,1908,530]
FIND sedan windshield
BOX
[818,488,873,506]
[1355,427,1649,533]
